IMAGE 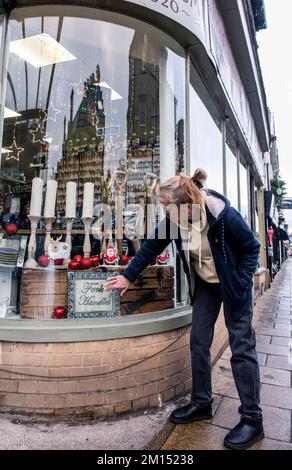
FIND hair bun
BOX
[192,168,207,188]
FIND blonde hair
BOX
[159,171,206,206]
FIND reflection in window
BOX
[239,162,249,225]
[226,145,238,209]
[1,13,185,232]
[254,186,259,238]
[189,85,223,193]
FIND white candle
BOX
[65,181,77,219]
[44,179,58,218]
[29,177,44,217]
[82,182,94,218]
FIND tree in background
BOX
[271,174,288,208]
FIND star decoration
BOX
[39,108,48,123]
[6,132,24,161]
[48,102,61,122]
[29,122,46,144]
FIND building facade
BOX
[0,0,273,419]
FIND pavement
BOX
[0,259,291,450]
[156,258,292,451]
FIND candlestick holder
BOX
[82,217,93,258]
[44,217,56,257]
[24,215,41,268]
[65,217,75,253]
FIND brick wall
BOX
[0,326,191,420]
[0,311,228,422]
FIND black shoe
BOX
[169,402,213,424]
[224,417,264,450]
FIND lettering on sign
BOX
[67,271,120,318]
[8,184,31,193]
[123,0,209,47]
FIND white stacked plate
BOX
[0,244,19,266]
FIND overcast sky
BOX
[257,0,292,196]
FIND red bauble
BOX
[54,258,64,266]
[90,255,100,267]
[68,260,80,270]
[52,306,67,319]
[38,255,50,268]
[6,224,17,236]
[79,258,92,270]
[120,255,129,265]
[73,254,83,262]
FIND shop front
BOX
[0,1,269,419]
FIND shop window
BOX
[239,161,249,225]
[254,186,259,238]
[0,10,185,319]
[189,85,223,193]
[226,145,238,209]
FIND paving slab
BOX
[211,372,239,400]
[257,334,272,344]
[271,336,291,346]
[248,438,292,450]
[211,396,292,442]
[256,342,290,357]
[274,318,292,326]
[256,326,292,338]
[259,366,291,387]
[266,354,292,371]
[161,422,228,451]
[261,383,292,410]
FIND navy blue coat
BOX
[123,190,260,310]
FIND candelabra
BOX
[82,217,93,258]
[24,215,41,268]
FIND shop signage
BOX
[123,0,210,48]
[8,183,31,193]
[67,271,120,318]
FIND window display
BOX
[0,11,185,319]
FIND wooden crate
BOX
[19,265,175,319]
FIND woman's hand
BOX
[105,275,130,297]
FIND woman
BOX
[106,170,264,450]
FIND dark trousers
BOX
[190,272,262,419]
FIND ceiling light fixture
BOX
[96,81,123,100]
[4,107,21,118]
[10,33,76,68]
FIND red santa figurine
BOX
[104,239,119,265]
[157,248,169,265]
